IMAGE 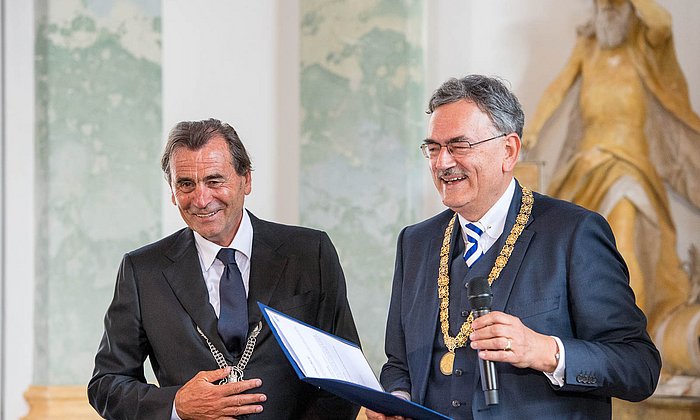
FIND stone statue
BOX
[524,0,700,377]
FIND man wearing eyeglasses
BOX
[366,75,660,420]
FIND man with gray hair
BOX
[368,75,660,419]
[89,118,360,419]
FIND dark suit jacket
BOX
[88,212,360,420]
[380,182,661,419]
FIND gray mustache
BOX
[437,168,468,179]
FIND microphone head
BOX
[467,276,493,310]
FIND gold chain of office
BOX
[437,187,533,374]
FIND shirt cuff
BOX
[391,390,411,401]
[172,402,182,420]
[543,335,565,387]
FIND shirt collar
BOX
[458,178,515,241]
[193,209,254,271]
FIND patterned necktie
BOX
[216,248,249,354]
[463,222,484,267]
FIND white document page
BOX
[265,309,383,391]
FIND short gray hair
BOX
[427,75,525,138]
[161,118,252,184]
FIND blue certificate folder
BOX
[258,303,451,420]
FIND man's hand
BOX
[469,311,559,373]
[365,408,410,420]
[174,367,266,420]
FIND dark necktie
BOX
[216,248,249,355]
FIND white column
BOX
[161,0,300,235]
[2,0,36,418]
[0,0,4,412]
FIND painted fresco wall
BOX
[300,0,426,370]
[33,0,161,384]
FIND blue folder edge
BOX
[257,302,451,420]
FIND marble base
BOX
[24,384,697,419]
[22,385,101,420]
[614,395,700,419]
[613,376,700,419]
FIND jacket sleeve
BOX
[558,212,661,401]
[88,253,178,420]
[379,227,412,394]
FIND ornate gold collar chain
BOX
[438,187,533,375]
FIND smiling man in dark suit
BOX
[88,118,360,420]
[366,75,661,420]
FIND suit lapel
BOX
[490,182,535,312]
[162,229,227,352]
[421,232,444,333]
[247,213,288,326]
[415,211,456,404]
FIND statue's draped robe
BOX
[528,20,700,374]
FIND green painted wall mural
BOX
[300,0,426,371]
[34,0,161,384]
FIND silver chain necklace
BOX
[197,321,263,384]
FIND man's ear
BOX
[243,171,252,196]
[503,133,521,172]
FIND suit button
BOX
[452,400,461,407]
[576,374,585,383]
[460,310,469,317]
[454,369,463,376]
[590,376,597,384]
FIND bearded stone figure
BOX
[524,0,700,380]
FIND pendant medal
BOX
[226,367,243,383]
[439,351,455,376]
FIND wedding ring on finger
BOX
[504,338,513,352]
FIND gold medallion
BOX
[439,351,455,376]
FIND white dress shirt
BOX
[457,179,515,256]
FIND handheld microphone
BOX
[467,276,499,405]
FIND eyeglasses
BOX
[420,133,507,159]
